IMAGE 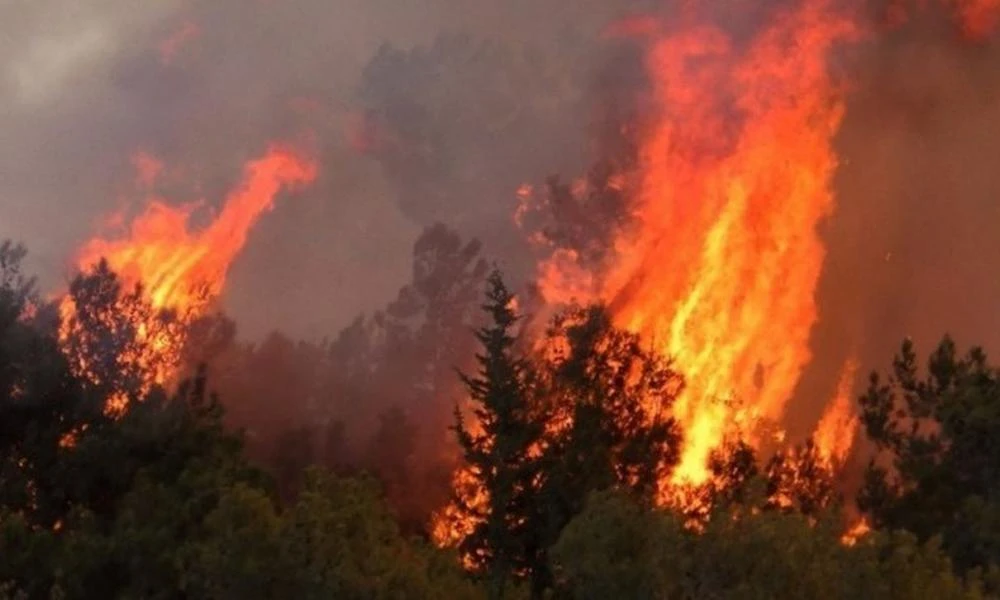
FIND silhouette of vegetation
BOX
[2,240,999,599]
[859,336,1000,583]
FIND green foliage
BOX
[282,468,484,599]
[548,491,683,599]
[551,491,983,600]
[7,241,1000,600]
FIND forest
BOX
[6,0,1000,596]
[2,229,1000,600]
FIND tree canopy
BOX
[2,242,999,599]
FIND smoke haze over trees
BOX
[3,246,1000,597]
[4,0,1000,597]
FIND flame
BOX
[841,516,871,546]
[815,358,860,468]
[883,0,1000,37]
[533,1,860,491]
[431,464,487,562]
[435,0,1000,559]
[59,145,317,400]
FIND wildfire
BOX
[814,358,860,468]
[59,145,317,403]
[431,464,487,566]
[534,0,859,493]
[841,517,872,546]
[434,0,1000,556]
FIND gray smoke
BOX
[0,0,650,339]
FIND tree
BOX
[531,306,682,594]
[60,260,185,406]
[858,336,1000,575]
[282,468,485,600]
[357,34,586,231]
[271,424,317,499]
[765,438,838,517]
[452,270,542,599]
[366,405,419,525]
[0,246,112,534]
[551,490,982,600]
[548,490,685,599]
[178,482,289,598]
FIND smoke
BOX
[789,13,1000,438]
[0,0,654,340]
[6,0,1000,513]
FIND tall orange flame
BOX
[815,357,860,468]
[74,146,316,311]
[60,145,317,398]
[537,1,859,491]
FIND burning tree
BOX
[57,145,316,414]
[60,261,188,413]
[441,274,684,597]
[451,270,542,599]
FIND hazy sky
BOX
[0,0,643,339]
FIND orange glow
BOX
[533,1,858,494]
[884,0,1000,37]
[841,517,871,546]
[815,358,859,468]
[60,145,317,401]
[75,145,315,311]
[431,464,487,562]
[345,111,383,155]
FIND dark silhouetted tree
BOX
[858,336,1000,575]
[453,270,542,599]
[530,305,682,594]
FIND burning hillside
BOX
[42,0,1000,525]
[6,0,1000,596]
[503,0,1000,512]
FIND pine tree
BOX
[453,270,541,599]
